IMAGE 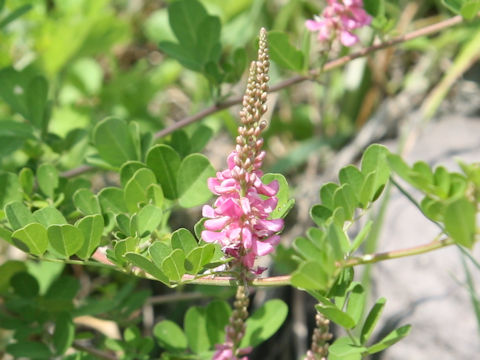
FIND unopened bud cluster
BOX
[201,28,283,272]
[212,286,252,360]
[306,313,332,360]
[233,27,270,189]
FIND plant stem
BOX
[30,236,456,287]
[72,342,117,360]
[178,237,456,286]
[342,236,454,267]
[61,14,471,179]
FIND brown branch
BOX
[62,14,468,179]
[72,341,118,360]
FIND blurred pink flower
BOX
[212,343,251,360]
[306,0,372,46]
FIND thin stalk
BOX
[342,236,454,267]
[31,237,457,287]
[72,342,117,360]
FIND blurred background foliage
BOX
[1,0,479,359]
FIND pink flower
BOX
[305,0,371,46]
[212,343,251,360]
[202,150,284,272]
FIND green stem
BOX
[29,237,456,287]
[342,236,454,267]
[29,255,117,271]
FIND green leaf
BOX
[294,237,323,261]
[47,224,84,258]
[206,300,231,346]
[6,342,51,359]
[73,189,101,215]
[12,223,48,256]
[76,214,104,260]
[37,163,59,198]
[310,204,333,227]
[125,253,169,285]
[262,173,295,218]
[315,302,356,329]
[120,161,146,187]
[0,172,22,208]
[364,0,384,17]
[189,125,213,153]
[159,41,203,71]
[360,144,390,200]
[360,297,386,344]
[241,299,288,348]
[433,166,450,198]
[146,144,181,199]
[0,4,32,29]
[98,187,128,214]
[25,76,49,129]
[136,204,163,236]
[329,337,366,358]
[33,206,67,227]
[185,243,215,274]
[461,1,480,19]
[19,167,34,195]
[0,121,34,156]
[267,31,304,71]
[93,117,139,168]
[0,260,27,292]
[346,283,366,326]
[339,165,365,202]
[320,182,339,209]
[445,197,476,248]
[149,241,171,269]
[11,272,39,297]
[367,324,412,354]
[333,184,357,221]
[168,0,208,49]
[387,153,411,180]
[184,306,210,353]
[146,183,165,208]
[114,237,137,264]
[327,222,350,260]
[124,168,157,213]
[177,154,215,208]
[172,228,197,254]
[153,320,187,352]
[161,248,186,282]
[291,261,330,291]
[53,313,75,355]
[442,0,464,13]
[5,201,34,230]
[196,16,221,64]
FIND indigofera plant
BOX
[0,1,479,359]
